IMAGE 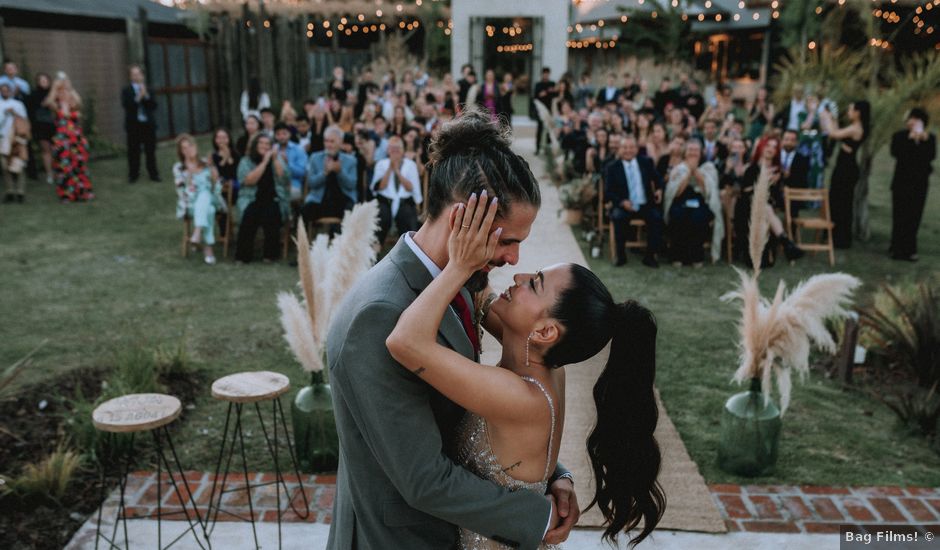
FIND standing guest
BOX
[309,103,328,153]
[663,139,721,266]
[0,83,28,203]
[748,87,774,142]
[174,134,223,265]
[889,107,936,262]
[595,72,622,107]
[533,67,556,155]
[122,64,160,184]
[235,134,290,263]
[774,84,806,132]
[302,125,357,226]
[821,100,869,249]
[390,105,409,137]
[274,121,309,202]
[550,79,575,118]
[0,60,29,100]
[240,77,270,121]
[603,134,665,268]
[27,73,55,185]
[476,69,501,120]
[259,107,277,138]
[356,69,380,118]
[45,72,92,202]
[371,136,422,245]
[329,66,351,103]
[236,114,261,157]
[575,71,594,110]
[457,64,474,105]
[498,72,514,124]
[653,77,676,114]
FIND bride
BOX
[386,192,666,548]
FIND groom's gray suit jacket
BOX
[326,237,556,550]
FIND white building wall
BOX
[451,0,569,78]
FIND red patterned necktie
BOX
[451,293,480,355]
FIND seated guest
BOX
[720,137,749,229]
[372,115,390,161]
[663,139,722,266]
[603,134,664,268]
[585,128,615,175]
[259,107,276,137]
[293,115,313,153]
[354,130,378,202]
[733,136,804,266]
[211,127,240,235]
[779,129,810,189]
[700,118,728,171]
[656,134,686,182]
[235,134,290,263]
[302,125,357,227]
[371,136,422,245]
[273,122,309,202]
[174,134,225,265]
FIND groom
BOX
[326,108,579,549]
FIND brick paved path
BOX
[710,483,940,534]
[106,471,940,536]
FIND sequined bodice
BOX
[454,376,559,550]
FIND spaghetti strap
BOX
[520,376,556,482]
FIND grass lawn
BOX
[2,137,939,486]
[581,148,940,486]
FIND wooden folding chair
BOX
[784,187,835,266]
[220,184,234,259]
[181,184,235,260]
[597,181,646,265]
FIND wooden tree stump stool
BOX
[204,372,309,550]
[91,393,209,550]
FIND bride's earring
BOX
[526,333,532,367]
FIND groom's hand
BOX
[544,477,579,544]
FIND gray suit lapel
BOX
[388,237,475,359]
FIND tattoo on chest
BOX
[502,461,522,473]
[412,367,426,376]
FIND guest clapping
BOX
[372,136,422,245]
[302,125,357,227]
[122,64,159,183]
[174,134,224,265]
[663,139,722,266]
[273,122,309,202]
[235,134,290,263]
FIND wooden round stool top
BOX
[211,371,291,403]
[92,393,182,433]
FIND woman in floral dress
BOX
[44,72,92,202]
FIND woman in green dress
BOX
[174,134,225,264]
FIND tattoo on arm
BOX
[502,461,522,473]
[412,367,426,376]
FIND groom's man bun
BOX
[425,106,541,221]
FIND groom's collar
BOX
[404,232,442,278]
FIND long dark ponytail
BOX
[543,265,665,545]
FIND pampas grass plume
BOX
[277,292,324,373]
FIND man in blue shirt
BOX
[302,125,357,227]
[274,122,309,200]
[0,61,29,100]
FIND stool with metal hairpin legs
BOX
[203,371,310,550]
[92,393,210,550]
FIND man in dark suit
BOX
[700,118,728,172]
[889,107,936,261]
[604,134,664,268]
[779,129,811,217]
[532,67,556,155]
[121,64,159,183]
[595,72,621,106]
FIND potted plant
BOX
[718,169,860,476]
[558,177,595,226]
[278,201,379,472]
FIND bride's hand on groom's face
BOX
[447,191,502,274]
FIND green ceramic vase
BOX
[717,377,782,477]
[291,370,339,472]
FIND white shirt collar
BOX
[404,232,442,278]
